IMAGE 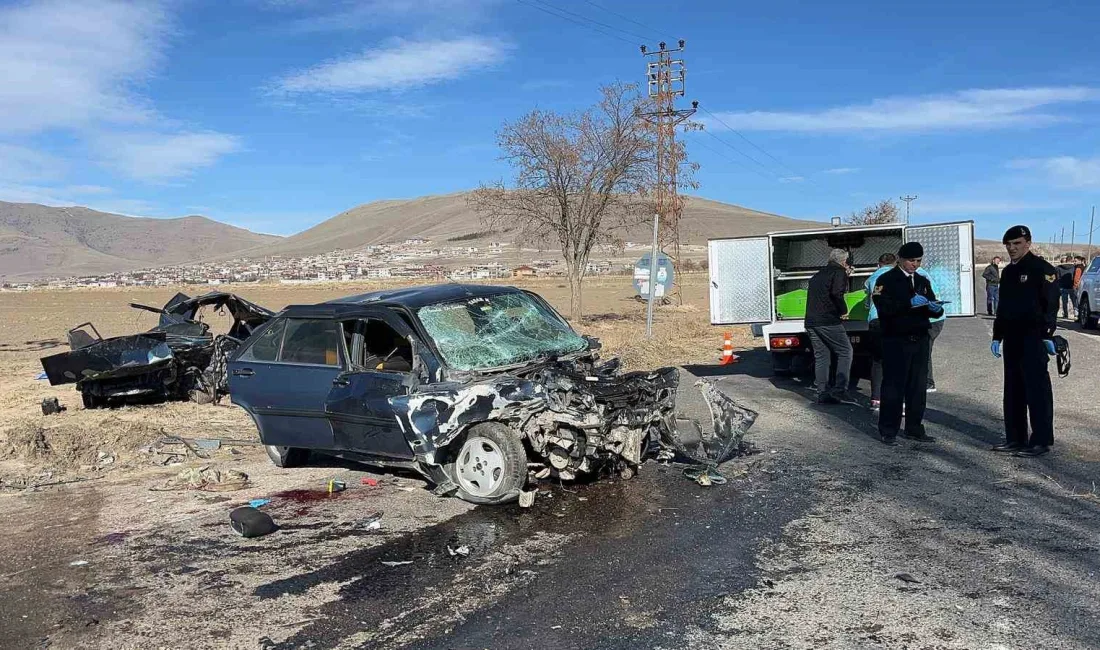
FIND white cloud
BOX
[272,37,507,94]
[94,132,243,181]
[271,0,499,33]
[914,199,1065,216]
[823,167,859,175]
[0,144,65,182]
[0,0,168,134]
[1008,156,1100,189]
[779,176,805,183]
[706,87,1100,132]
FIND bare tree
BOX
[846,199,900,225]
[468,83,656,319]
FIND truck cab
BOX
[708,221,976,377]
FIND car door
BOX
[325,310,423,460]
[228,317,343,449]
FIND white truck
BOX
[708,221,976,377]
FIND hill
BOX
[0,202,281,280]
[236,192,822,259]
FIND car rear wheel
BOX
[265,445,309,468]
[445,422,527,505]
[1080,295,1098,329]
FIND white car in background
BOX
[1078,256,1100,329]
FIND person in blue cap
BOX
[871,241,943,445]
[991,225,1059,457]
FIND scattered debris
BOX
[153,466,250,492]
[895,573,922,584]
[327,479,346,494]
[447,545,471,557]
[381,560,414,567]
[229,506,276,538]
[40,397,65,416]
[248,498,271,508]
[361,477,379,487]
[68,560,89,567]
[683,465,729,486]
[35,372,48,380]
[518,490,536,508]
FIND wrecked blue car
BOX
[228,284,755,505]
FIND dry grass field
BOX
[0,274,752,489]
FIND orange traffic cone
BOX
[719,331,739,365]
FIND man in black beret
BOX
[991,225,1059,457]
[871,241,943,445]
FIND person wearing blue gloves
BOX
[871,242,942,445]
[916,267,947,393]
[990,225,1059,457]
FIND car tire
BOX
[444,422,527,505]
[1080,295,1098,329]
[265,445,309,468]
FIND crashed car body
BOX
[227,284,756,504]
[40,292,272,408]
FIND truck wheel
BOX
[444,422,527,505]
[1080,296,1098,329]
[265,445,309,468]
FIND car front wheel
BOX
[445,422,527,505]
[265,445,309,468]
[1080,295,1098,329]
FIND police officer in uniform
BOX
[872,242,943,445]
[991,225,1059,457]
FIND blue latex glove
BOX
[910,295,930,308]
[928,302,944,315]
[1044,339,1056,355]
[991,340,1002,358]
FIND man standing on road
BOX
[991,225,1059,458]
[872,242,943,445]
[916,267,947,393]
[982,257,1002,316]
[1056,257,1078,319]
[864,253,896,412]
[805,249,856,405]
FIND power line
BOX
[696,121,791,181]
[581,0,663,39]
[686,132,784,183]
[699,105,808,182]
[533,0,654,41]
[513,0,637,45]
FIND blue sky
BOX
[1,0,1098,243]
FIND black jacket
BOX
[871,266,937,336]
[982,263,1001,286]
[1056,263,1076,290]
[993,252,1059,341]
[805,261,849,327]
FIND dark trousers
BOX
[1060,288,1078,318]
[869,320,883,401]
[927,320,944,388]
[986,285,999,315]
[879,333,930,438]
[807,324,853,396]
[1003,336,1054,448]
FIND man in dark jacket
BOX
[805,249,855,404]
[982,257,1001,315]
[991,225,1059,457]
[872,242,943,445]
[1056,258,1078,319]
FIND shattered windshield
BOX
[417,292,587,371]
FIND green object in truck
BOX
[775,288,869,320]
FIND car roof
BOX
[277,283,525,319]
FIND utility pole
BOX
[1089,206,1095,262]
[1071,220,1075,252]
[639,39,696,337]
[900,195,917,224]
[1061,226,1065,248]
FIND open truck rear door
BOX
[905,221,976,317]
[709,236,773,325]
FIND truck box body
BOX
[708,221,975,376]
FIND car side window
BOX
[238,319,286,362]
[279,319,341,366]
[1089,258,1100,274]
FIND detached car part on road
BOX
[227,284,757,505]
[40,292,273,408]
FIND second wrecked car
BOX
[227,284,756,504]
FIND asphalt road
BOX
[3,307,1099,649]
